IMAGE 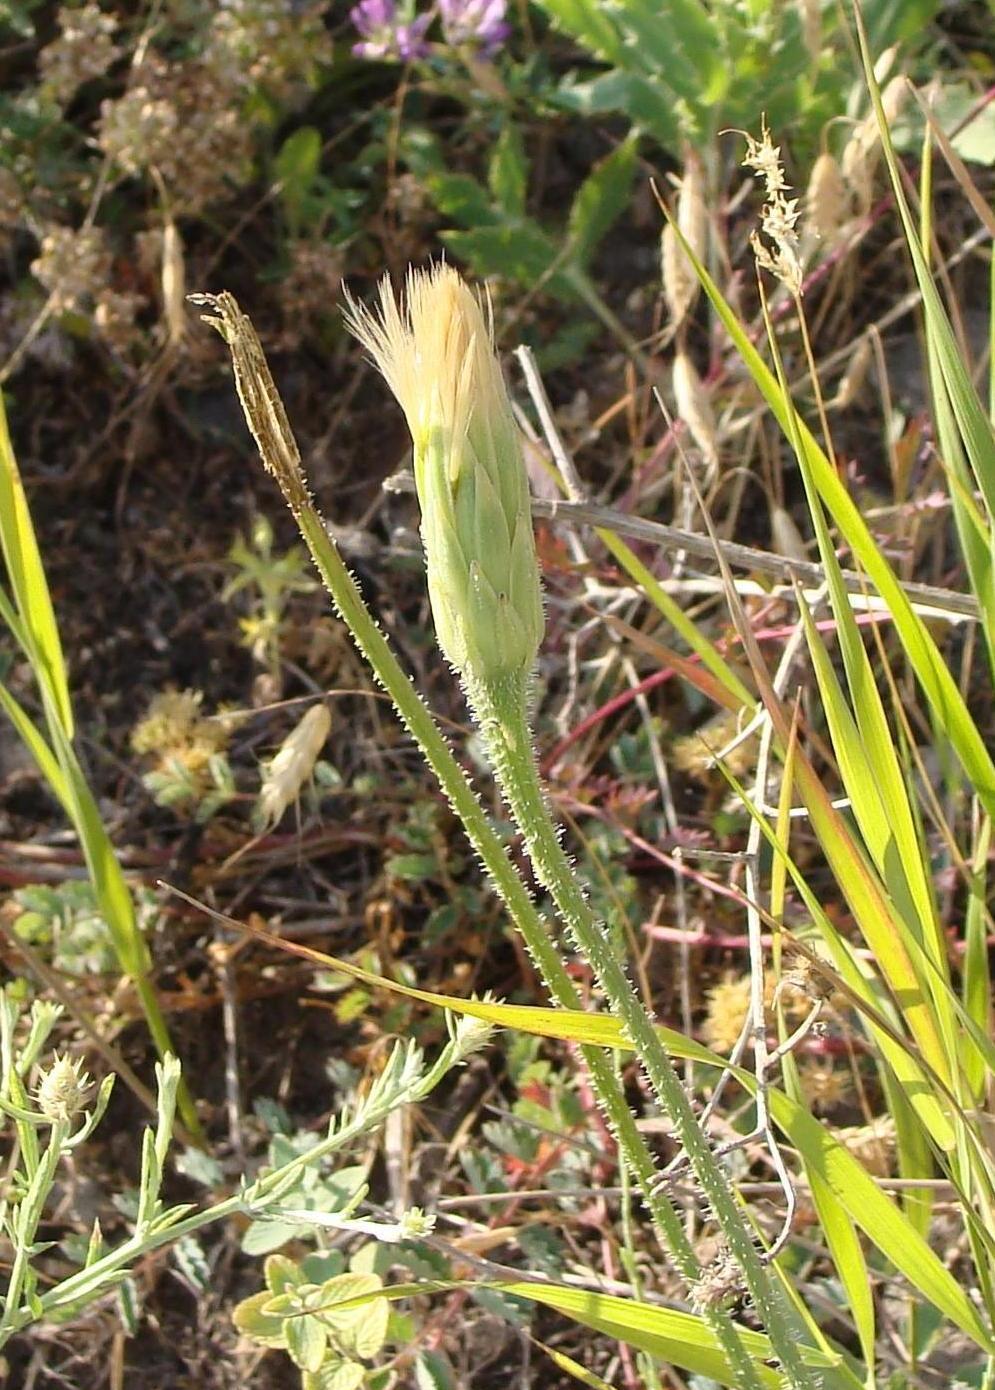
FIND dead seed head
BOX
[742,120,803,295]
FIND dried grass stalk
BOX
[800,0,821,65]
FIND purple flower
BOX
[350,0,431,61]
[439,0,509,56]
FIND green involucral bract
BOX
[345,264,544,683]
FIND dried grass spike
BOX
[257,703,331,829]
[805,151,847,244]
[162,220,186,347]
[661,153,708,329]
[841,128,875,217]
[661,224,695,327]
[831,336,872,410]
[673,350,718,472]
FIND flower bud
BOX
[345,265,544,686]
[36,1053,91,1122]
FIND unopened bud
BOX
[345,265,544,686]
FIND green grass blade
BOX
[0,683,70,815]
[500,1283,859,1389]
[963,815,992,1100]
[855,12,995,517]
[598,526,755,708]
[662,212,995,815]
[0,395,73,736]
[766,1090,994,1352]
[228,907,992,1349]
[779,1045,876,1373]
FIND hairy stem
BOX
[470,670,818,1390]
[197,292,800,1389]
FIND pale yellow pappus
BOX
[257,703,331,828]
[343,262,503,482]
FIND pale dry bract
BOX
[344,264,544,686]
[257,702,332,828]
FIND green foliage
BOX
[233,1257,390,1388]
[533,0,939,157]
[224,514,318,678]
[13,881,120,977]
[406,123,637,360]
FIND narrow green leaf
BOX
[0,394,73,735]
[663,212,995,816]
[857,15,995,520]
[0,682,71,815]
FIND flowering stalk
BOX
[196,286,774,1389]
[346,266,817,1389]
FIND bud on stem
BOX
[345,265,544,685]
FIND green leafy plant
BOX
[532,0,938,158]
[224,514,319,689]
[234,1257,391,1389]
[406,123,644,365]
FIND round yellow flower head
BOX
[345,264,544,686]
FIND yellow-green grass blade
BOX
[918,130,995,673]
[774,749,876,1372]
[0,395,73,737]
[662,212,995,815]
[42,717,201,1136]
[963,815,992,1101]
[779,1046,876,1374]
[532,1340,618,1390]
[764,1089,993,1353]
[778,337,951,1002]
[223,910,993,1348]
[343,1281,859,1390]
[598,526,754,709]
[529,426,753,710]
[855,12,995,520]
[0,683,71,816]
[795,596,958,1086]
[501,1283,860,1390]
[222,909,727,1064]
[45,716,151,984]
[719,750,956,1148]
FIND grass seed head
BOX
[344,264,544,685]
[162,221,186,347]
[673,350,718,473]
[661,151,708,327]
[257,703,332,829]
[805,151,848,244]
[742,122,803,295]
